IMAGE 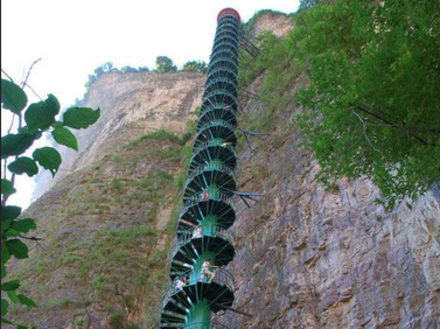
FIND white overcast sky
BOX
[1,0,300,208]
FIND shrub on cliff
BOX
[244,0,440,209]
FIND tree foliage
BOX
[242,0,440,208]
[293,0,440,208]
[1,78,100,327]
[182,60,207,73]
[154,56,177,73]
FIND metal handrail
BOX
[183,188,233,207]
[209,49,238,64]
[162,267,235,309]
[193,120,237,147]
[218,16,239,26]
[210,40,238,56]
[210,44,238,60]
[206,67,237,84]
[201,91,238,110]
[216,22,239,34]
[212,36,238,49]
[207,58,237,73]
[189,139,236,167]
[197,106,237,128]
[160,321,231,329]
[170,225,234,258]
[177,197,236,224]
[204,77,237,95]
[186,162,234,183]
[215,30,239,43]
[204,74,237,87]
[161,322,231,329]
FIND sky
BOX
[1,0,300,208]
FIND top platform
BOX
[217,8,241,23]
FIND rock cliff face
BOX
[32,71,204,201]
[10,12,439,329]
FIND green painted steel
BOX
[160,9,241,329]
[185,300,211,328]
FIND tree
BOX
[1,78,100,327]
[154,56,177,73]
[94,61,113,76]
[292,0,440,208]
[182,60,207,73]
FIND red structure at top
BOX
[217,8,241,23]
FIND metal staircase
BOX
[159,8,242,329]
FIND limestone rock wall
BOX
[32,71,204,201]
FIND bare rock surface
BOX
[32,71,204,201]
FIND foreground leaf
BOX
[0,317,13,324]
[63,107,100,129]
[32,147,62,176]
[1,133,36,159]
[5,239,28,259]
[1,205,22,221]
[24,94,60,131]
[1,179,16,198]
[1,298,8,316]
[7,157,39,177]
[1,79,27,114]
[1,280,20,291]
[52,126,78,151]
[1,243,9,279]
[17,294,37,307]
[11,218,36,233]
[7,290,19,304]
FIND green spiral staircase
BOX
[159,8,242,329]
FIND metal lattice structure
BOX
[159,8,241,329]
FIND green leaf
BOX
[0,246,8,278]
[5,229,20,237]
[1,205,22,221]
[51,121,63,128]
[1,133,36,159]
[1,317,13,324]
[17,294,36,307]
[62,107,100,129]
[5,239,28,259]
[7,157,39,177]
[1,280,20,291]
[1,298,8,317]
[24,94,60,131]
[52,126,78,151]
[11,218,36,233]
[1,79,27,114]
[32,147,62,176]
[1,219,12,233]
[7,290,19,304]
[1,179,16,198]
[17,325,28,329]
[1,246,10,266]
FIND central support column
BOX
[185,300,211,328]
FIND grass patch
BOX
[130,129,186,146]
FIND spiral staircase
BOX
[159,8,242,329]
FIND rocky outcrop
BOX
[225,96,440,328]
[32,71,204,201]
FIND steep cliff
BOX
[8,11,440,329]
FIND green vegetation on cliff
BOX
[240,0,440,208]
